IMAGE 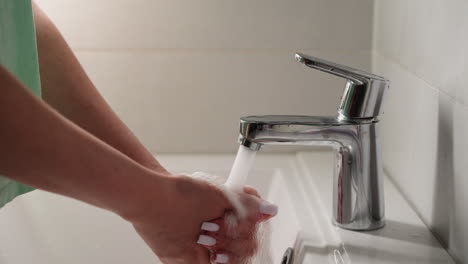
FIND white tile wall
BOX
[374,0,468,262]
[373,54,439,220]
[35,0,374,153]
[374,0,468,105]
[76,50,371,152]
[35,0,373,50]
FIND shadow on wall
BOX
[431,96,455,254]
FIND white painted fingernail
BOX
[215,254,229,263]
[201,222,220,232]
[197,235,216,246]
[259,200,278,216]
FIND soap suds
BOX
[187,171,273,264]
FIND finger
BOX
[201,219,223,233]
[210,222,257,243]
[197,234,218,248]
[211,251,231,264]
[223,237,258,257]
[198,231,255,251]
[211,250,237,264]
[211,250,254,264]
[200,218,236,238]
[208,234,258,257]
[195,247,213,264]
[160,247,211,264]
[200,215,257,242]
[238,194,278,222]
[258,199,278,220]
[243,185,261,198]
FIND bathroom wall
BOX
[373,0,468,262]
[34,0,373,153]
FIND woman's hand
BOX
[121,173,277,264]
[198,186,278,263]
[123,174,230,263]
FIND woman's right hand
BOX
[121,173,277,264]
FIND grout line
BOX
[371,51,468,110]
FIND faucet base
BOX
[334,219,385,231]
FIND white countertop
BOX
[0,151,455,263]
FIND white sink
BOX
[0,151,454,263]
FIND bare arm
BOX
[0,66,231,262]
[33,3,168,175]
[0,66,165,217]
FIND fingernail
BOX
[259,200,278,216]
[197,235,216,246]
[215,254,229,263]
[201,222,220,232]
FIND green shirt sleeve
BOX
[0,0,41,207]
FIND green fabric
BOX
[0,0,41,208]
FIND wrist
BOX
[138,157,171,176]
[115,169,176,223]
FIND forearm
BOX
[0,66,169,217]
[33,3,166,174]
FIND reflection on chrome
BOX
[238,53,389,231]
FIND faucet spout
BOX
[239,115,385,231]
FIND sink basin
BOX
[0,151,454,263]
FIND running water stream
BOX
[225,145,273,263]
[225,145,257,191]
[190,145,273,263]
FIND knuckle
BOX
[246,240,258,256]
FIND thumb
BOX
[243,194,278,222]
[258,199,278,221]
[242,185,278,220]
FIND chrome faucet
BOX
[238,53,389,231]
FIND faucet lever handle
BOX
[295,53,389,120]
